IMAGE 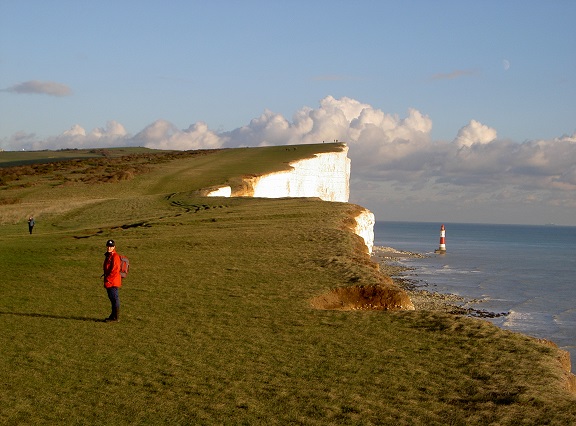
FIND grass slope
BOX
[1,144,575,425]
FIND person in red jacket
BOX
[103,239,122,322]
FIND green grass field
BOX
[1,144,575,425]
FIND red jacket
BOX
[103,251,122,288]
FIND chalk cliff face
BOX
[249,147,350,202]
[354,209,375,254]
[206,146,350,202]
[205,145,375,253]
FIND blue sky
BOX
[1,1,575,225]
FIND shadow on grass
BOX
[0,311,105,322]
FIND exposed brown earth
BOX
[310,283,414,311]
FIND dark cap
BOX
[106,239,115,247]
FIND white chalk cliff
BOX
[249,147,350,202]
[353,209,375,254]
[205,144,375,253]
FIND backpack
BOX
[118,254,130,278]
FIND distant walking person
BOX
[28,217,35,234]
[102,239,122,322]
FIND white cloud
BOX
[3,96,575,223]
[47,121,129,150]
[223,96,433,159]
[3,80,72,97]
[453,120,497,147]
[1,131,37,150]
[63,124,86,137]
[1,121,130,151]
[90,121,128,139]
[133,120,224,150]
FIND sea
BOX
[374,221,576,367]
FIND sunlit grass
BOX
[1,145,575,424]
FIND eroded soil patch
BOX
[311,284,414,311]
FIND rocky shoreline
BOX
[372,246,508,318]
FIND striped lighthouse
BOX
[434,224,446,254]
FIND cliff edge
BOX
[204,144,375,254]
[205,145,350,202]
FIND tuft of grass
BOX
[1,144,575,425]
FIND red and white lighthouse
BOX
[434,224,446,254]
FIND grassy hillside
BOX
[1,144,575,425]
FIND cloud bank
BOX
[2,96,575,222]
[3,80,73,97]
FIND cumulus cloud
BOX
[216,97,576,217]
[132,120,224,150]
[453,120,497,147]
[223,96,433,153]
[3,80,72,97]
[3,121,129,151]
[3,95,575,220]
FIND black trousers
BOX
[106,287,120,318]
